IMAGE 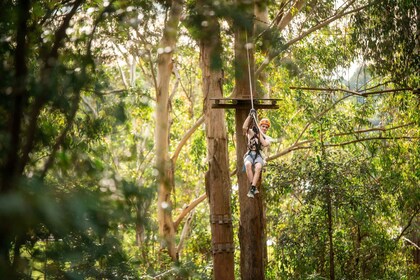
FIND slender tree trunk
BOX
[326,185,335,280]
[411,216,420,277]
[199,2,235,278]
[235,1,265,279]
[1,2,29,276]
[155,0,183,261]
[255,2,270,98]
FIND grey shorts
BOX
[244,151,265,166]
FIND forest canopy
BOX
[0,0,419,279]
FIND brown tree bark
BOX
[235,1,266,279]
[199,4,235,278]
[410,216,420,277]
[155,0,184,261]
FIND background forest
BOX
[0,0,419,279]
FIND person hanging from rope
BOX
[243,108,271,198]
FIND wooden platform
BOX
[211,97,281,109]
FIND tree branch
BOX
[135,29,159,92]
[402,237,420,250]
[324,136,420,147]
[395,208,420,242]
[268,123,417,161]
[40,91,81,179]
[290,86,415,96]
[50,0,84,58]
[176,209,195,257]
[173,193,207,230]
[293,94,352,145]
[18,0,84,174]
[276,0,307,31]
[256,2,368,76]
[171,116,205,165]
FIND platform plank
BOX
[211,97,281,109]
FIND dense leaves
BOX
[0,0,418,279]
[351,0,420,87]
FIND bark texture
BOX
[200,5,235,278]
[155,0,184,261]
[235,1,266,279]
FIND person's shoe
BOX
[253,187,259,194]
[247,186,255,198]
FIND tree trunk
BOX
[326,185,335,280]
[411,216,420,277]
[199,4,235,278]
[155,0,183,261]
[235,1,265,279]
[255,2,270,98]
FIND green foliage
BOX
[1,0,419,279]
[351,0,420,86]
[265,140,418,279]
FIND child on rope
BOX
[242,109,271,198]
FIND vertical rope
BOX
[245,32,259,126]
[245,32,255,111]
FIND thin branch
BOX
[266,143,310,161]
[86,2,116,58]
[395,208,420,242]
[272,0,292,26]
[136,147,154,177]
[364,81,393,92]
[293,94,352,145]
[81,95,98,118]
[18,0,84,173]
[170,61,181,102]
[333,123,414,137]
[290,86,415,96]
[151,268,177,279]
[50,0,84,58]
[283,0,361,48]
[171,116,205,165]
[40,92,81,179]
[135,29,158,91]
[361,88,414,96]
[256,2,368,76]
[324,136,420,147]
[173,62,192,102]
[173,193,207,230]
[290,86,364,96]
[402,237,420,250]
[117,60,129,89]
[289,85,416,146]
[84,88,128,95]
[268,123,417,161]
[176,209,195,257]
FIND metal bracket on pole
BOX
[210,214,232,225]
[212,242,235,254]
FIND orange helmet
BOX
[259,118,271,128]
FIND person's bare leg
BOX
[245,161,254,184]
[252,163,262,187]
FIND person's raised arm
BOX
[259,132,270,147]
[243,109,256,135]
[243,115,252,135]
